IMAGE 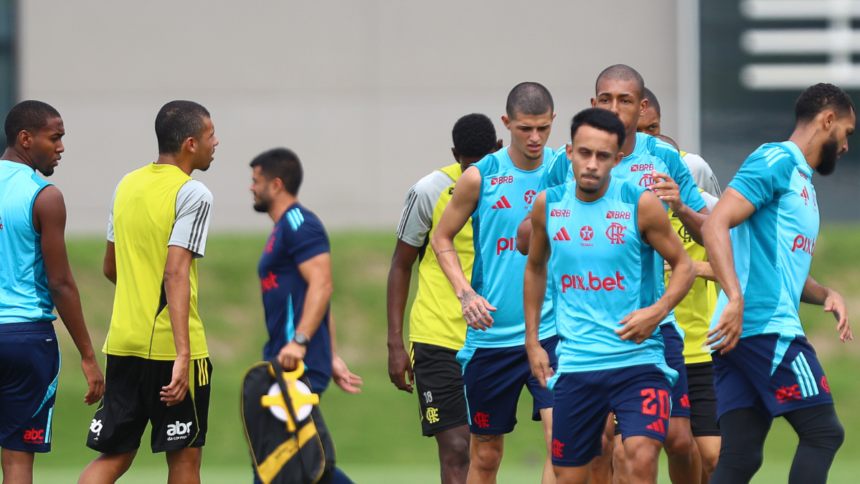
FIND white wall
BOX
[20,0,681,233]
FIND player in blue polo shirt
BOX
[525,107,695,484]
[250,148,362,484]
[703,84,854,484]
[432,82,559,484]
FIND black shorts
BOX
[86,355,212,454]
[411,342,468,437]
[686,361,720,437]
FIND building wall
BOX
[21,0,681,233]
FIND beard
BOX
[817,137,839,176]
[253,201,269,213]
[37,165,55,177]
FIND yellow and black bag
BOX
[241,358,336,484]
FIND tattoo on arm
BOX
[458,289,477,308]
[475,434,503,442]
[435,249,457,256]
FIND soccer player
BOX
[521,66,708,484]
[79,101,218,484]
[431,82,559,484]
[250,147,362,484]
[0,101,105,484]
[525,107,695,484]
[703,84,854,484]
[619,88,723,484]
[387,113,502,484]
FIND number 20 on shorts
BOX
[640,388,670,419]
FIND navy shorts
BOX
[551,365,672,467]
[459,336,558,435]
[712,334,833,421]
[661,324,691,419]
[0,322,60,453]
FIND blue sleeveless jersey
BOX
[466,147,556,349]
[0,160,56,324]
[711,141,818,343]
[541,134,706,333]
[545,177,677,386]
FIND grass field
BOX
[20,227,860,482]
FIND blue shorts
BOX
[712,334,833,421]
[0,322,60,453]
[459,336,558,435]
[551,365,672,467]
[661,324,691,418]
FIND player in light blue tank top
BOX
[466,146,556,348]
[0,161,55,324]
[0,101,103,477]
[525,108,695,482]
[703,84,854,484]
[432,83,560,484]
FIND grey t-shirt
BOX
[396,170,457,248]
[682,152,721,211]
[107,179,213,258]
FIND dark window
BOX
[0,0,15,147]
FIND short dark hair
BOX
[250,148,303,196]
[595,64,645,99]
[570,108,627,148]
[505,82,554,119]
[155,100,211,155]
[5,100,61,148]
[795,83,855,124]
[452,113,497,158]
[643,87,661,116]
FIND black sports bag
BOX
[241,358,336,484]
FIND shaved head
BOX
[506,82,554,119]
[643,87,661,115]
[595,64,645,99]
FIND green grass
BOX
[22,226,860,482]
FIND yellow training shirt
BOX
[104,163,211,360]
[667,187,718,364]
[396,163,473,351]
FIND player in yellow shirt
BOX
[387,113,501,484]
[79,101,218,484]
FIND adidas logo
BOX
[491,196,512,210]
[646,419,666,434]
[553,227,571,241]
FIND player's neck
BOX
[0,147,32,168]
[788,125,823,170]
[155,154,194,176]
[269,194,298,224]
[620,129,637,160]
[507,145,543,170]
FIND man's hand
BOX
[707,297,744,354]
[387,343,414,393]
[650,171,684,213]
[81,356,105,405]
[160,356,190,406]
[333,355,363,394]
[823,289,852,342]
[526,344,554,389]
[458,289,496,330]
[278,341,307,371]
[616,305,666,344]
